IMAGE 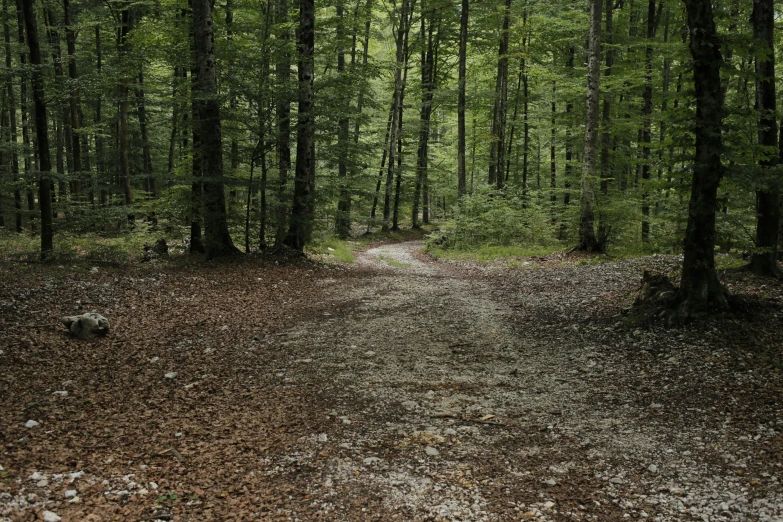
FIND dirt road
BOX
[1,241,781,521]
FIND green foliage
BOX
[308,238,356,263]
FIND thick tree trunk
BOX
[284,0,315,250]
[192,0,238,258]
[577,0,601,251]
[391,11,413,232]
[749,0,780,276]
[677,0,728,315]
[20,0,54,259]
[457,0,468,198]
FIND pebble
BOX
[424,446,440,456]
[30,472,44,481]
[164,372,178,379]
[363,457,382,466]
[365,351,376,357]
[53,391,69,397]
[648,464,659,473]
[37,479,49,487]
[318,433,328,442]
[544,479,557,486]
[543,501,555,509]
[25,420,40,429]
[64,490,78,498]
[42,511,61,522]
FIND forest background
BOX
[1,0,781,291]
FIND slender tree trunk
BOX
[20,0,54,259]
[550,83,557,223]
[391,10,414,232]
[413,12,435,228]
[63,0,82,206]
[382,0,411,231]
[488,0,511,189]
[94,26,107,208]
[16,4,34,232]
[676,0,728,315]
[599,0,614,198]
[577,0,601,251]
[505,59,523,185]
[457,0,468,197]
[369,103,394,229]
[226,0,239,203]
[118,5,133,223]
[749,0,780,275]
[135,71,155,198]
[192,0,237,258]
[4,0,21,232]
[284,0,315,249]
[641,0,662,243]
[335,0,351,238]
[274,0,291,245]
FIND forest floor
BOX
[1,240,782,522]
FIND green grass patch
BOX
[377,254,410,267]
[308,239,356,263]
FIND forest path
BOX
[1,242,781,522]
[266,242,783,521]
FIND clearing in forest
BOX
[1,242,782,521]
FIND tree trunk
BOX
[274,0,291,246]
[284,0,315,250]
[577,0,601,251]
[4,0,21,232]
[599,0,614,199]
[192,0,238,258]
[335,0,351,238]
[118,5,133,223]
[369,102,394,230]
[413,12,435,228]
[488,0,511,189]
[457,0,468,198]
[63,0,82,206]
[749,0,780,276]
[382,0,412,232]
[550,83,557,223]
[94,26,107,208]
[676,0,728,316]
[641,0,662,243]
[20,0,54,259]
[135,71,155,198]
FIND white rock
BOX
[425,390,435,399]
[68,496,81,503]
[544,479,557,486]
[164,372,178,379]
[0,465,3,471]
[424,446,440,456]
[364,351,376,357]
[53,391,69,397]
[25,420,40,429]
[318,433,328,442]
[402,400,418,410]
[543,501,555,509]
[648,464,659,473]
[444,428,457,436]
[64,490,78,498]
[324,478,333,488]
[37,479,49,487]
[30,472,44,481]
[149,356,159,363]
[68,471,84,482]
[149,482,158,490]
[363,457,382,466]
[90,267,99,273]
[42,511,62,522]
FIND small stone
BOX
[25,420,40,429]
[401,400,418,410]
[37,479,49,487]
[42,511,62,522]
[30,472,44,481]
[610,477,623,484]
[544,479,557,486]
[364,351,376,357]
[648,464,659,474]
[650,403,664,409]
[149,357,159,363]
[424,390,435,399]
[164,372,178,379]
[424,446,440,456]
[53,390,69,397]
[324,478,333,488]
[444,428,457,436]
[90,267,99,273]
[363,457,382,466]
[149,482,158,490]
[543,501,555,509]
[64,490,78,498]
[318,433,328,442]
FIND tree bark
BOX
[135,71,155,198]
[677,0,728,315]
[63,0,82,205]
[413,11,435,228]
[335,0,351,238]
[577,0,601,251]
[274,0,291,246]
[3,0,21,232]
[192,0,238,258]
[284,0,315,249]
[749,0,780,275]
[20,0,54,259]
[488,0,511,189]
[456,0,468,198]
[118,5,133,223]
